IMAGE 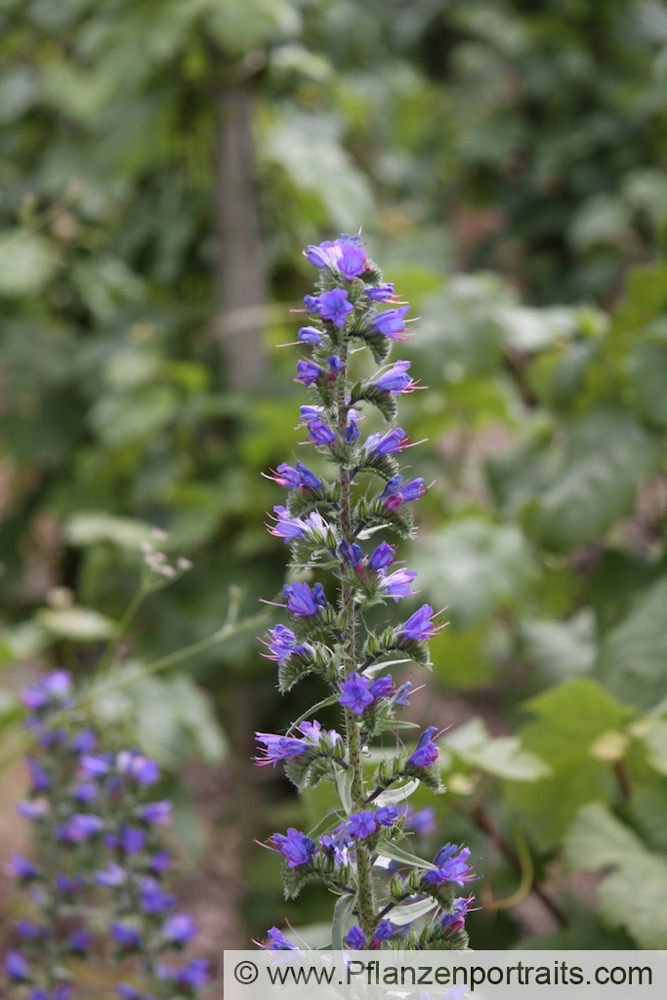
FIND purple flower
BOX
[303,294,322,314]
[399,604,440,641]
[283,581,328,616]
[266,927,297,951]
[306,417,336,446]
[119,825,146,855]
[112,923,142,950]
[370,675,395,699]
[345,926,366,949]
[338,241,367,279]
[345,409,362,443]
[338,673,374,715]
[268,505,308,541]
[374,306,410,339]
[367,283,395,302]
[441,895,474,932]
[139,801,172,825]
[304,240,341,269]
[172,959,210,988]
[376,805,400,827]
[297,326,323,344]
[15,920,47,940]
[339,539,364,567]
[270,828,316,868]
[95,863,127,887]
[369,542,395,570]
[79,752,112,779]
[58,814,103,843]
[149,851,171,873]
[26,755,49,792]
[300,404,323,421]
[21,670,72,712]
[68,928,92,954]
[296,360,322,386]
[140,877,177,913]
[347,810,378,839]
[373,361,417,394]
[17,799,49,819]
[380,474,426,509]
[425,844,474,887]
[7,851,40,882]
[394,681,414,707]
[264,624,308,665]
[364,428,409,457]
[117,751,160,786]
[371,920,395,944]
[319,288,354,328]
[408,726,440,768]
[379,568,418,601]
[293,462,322,490]
[4,950,30,981]
[70,728,97,753]
[162,913,197,945]
[327,355,345,374]
[403,805,436,834]
[253,732,309,767]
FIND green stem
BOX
[336,333,376,940]
[95,583,148,676]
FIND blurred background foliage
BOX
[2,0,667,973]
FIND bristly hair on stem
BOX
[255,232,478,952]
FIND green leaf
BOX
[413,517,535,628]
[0,622,49,666]
[444,719,551,781]
[64,511,155,550]
[375,779,421,805]
[504,679,632,850]
[375,839,436,871]
[625,335,667,426]
[389,896,438,926]
[37,606,116,641]
[642,718,667,776]
[0,232,59,296]
[518,610,597,683]
[335,768,355,815]
[331,893,356,952]
[596,578,667,708]
[565,802,667,949]
[529,408,662,551]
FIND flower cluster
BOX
[4,671,209,998]
[255,233,477,951]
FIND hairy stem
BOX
[336,335,376,939]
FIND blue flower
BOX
[345,926,366,949]
[338,673,374,715]
[364,427,409,457]
[319,288,354,328]
[296,360,322,386]
[4,950,30,982]
[116,751,160,786]
[162,913,197,945]
[138,801,171,825]
[270,828,316,868]
[345,409,362,443]
[264,624,308,665]
[368,541,395,570]
[425,844,474,887]
[297,325,323,344]
[253,732,309,767]
[347,810,378,839]
[374,306,410,339]
[366,283,395,301]
[306,417,336,446]
[283,581,328,616]
[140,877,177,913]
[373,361,417,394]
[266,927,298,950]
[21,670,72,712]
[371,919,395,945]
[380,474,426,509]
[408,726,440,768]
[399,604,440,640]
[370,675,395,699]
[394,681,414,706]
[338,241,367,279]
[339,539,364,567]
[112,923,142,950]
[378,568,418,601]
[268,505,308,541]
[375,805,400,827]
[58,813,103,843]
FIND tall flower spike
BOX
[258,232,477,952]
